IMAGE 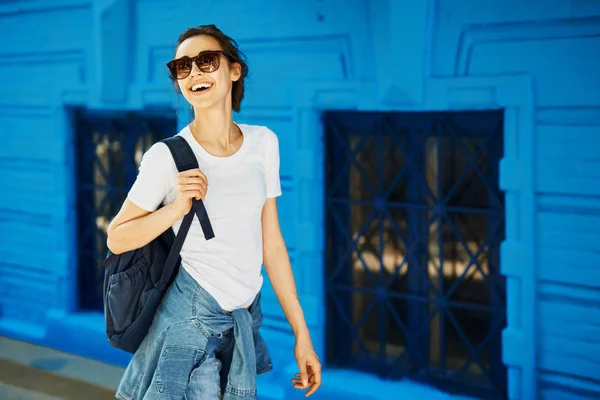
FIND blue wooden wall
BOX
[0,1,599,399]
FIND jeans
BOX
[115,266,272,400]
[187,328,234,399]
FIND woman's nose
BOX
[190,61,204,77]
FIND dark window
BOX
[75,110,175,310]
[325,111,506,399]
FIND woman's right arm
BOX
[107,168,208,255]
[106,200,185,255]
[105,141,208,255]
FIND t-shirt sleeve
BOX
[264,128,282,198]
[127,142,174,212]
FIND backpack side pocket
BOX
[106,258,148,333]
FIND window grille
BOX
[75,110,175,310]
[325,111,506,398]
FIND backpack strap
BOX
[157,136,215,288]
[161,136,215,240]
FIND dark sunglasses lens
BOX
[170,59,192,79]
[196,52,220,72]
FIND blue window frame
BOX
[75,110,175,310]
[324,111,506,398]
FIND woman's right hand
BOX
[172,168,208,217]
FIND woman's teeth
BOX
[191,83,212,92]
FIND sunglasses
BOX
[166,50,235,80]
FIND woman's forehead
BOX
[175,35,222,58]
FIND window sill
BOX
[279,363,479,400]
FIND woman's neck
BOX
[190,107,239,151]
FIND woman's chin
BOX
[188,98,215,111]
[190,99,232,113]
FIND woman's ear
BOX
[231,62,242,82]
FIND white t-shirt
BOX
[127,123,282,311]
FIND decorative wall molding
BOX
[455,16,600,75]
[0,0,89,16]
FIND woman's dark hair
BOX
[172,25,249,112]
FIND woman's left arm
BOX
[262,197,322,397]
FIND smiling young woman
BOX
[107,25,322,400]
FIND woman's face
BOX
[174,35,241,111]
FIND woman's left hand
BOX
[292,336,322,397]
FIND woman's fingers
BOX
[179,183,207,193]
[291,361,322,397]
[304,363,322,397]
[177,169,208,201]
[179,185,206,200]
[177,177,205,185]
[179,169,208,186]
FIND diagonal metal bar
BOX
[450,312,505,390]
[383,161,410,201]
[382,208,441,296]
[444,308,495,387]
[440,137,491,207]
[327,121,372,197]
[327,202,379,286]
[442,213,491,288]
[385,301,445,376]
[379,116,409,161]
[326,118,378,198]
[329,290,376,362]
[381,117,437,202]
[441,117,503,209]
[385,297,432,367]
[452,212,484,256]
[443,214,505,300]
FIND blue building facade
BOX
[1,1,599,399]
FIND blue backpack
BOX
[103,136,215,354]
